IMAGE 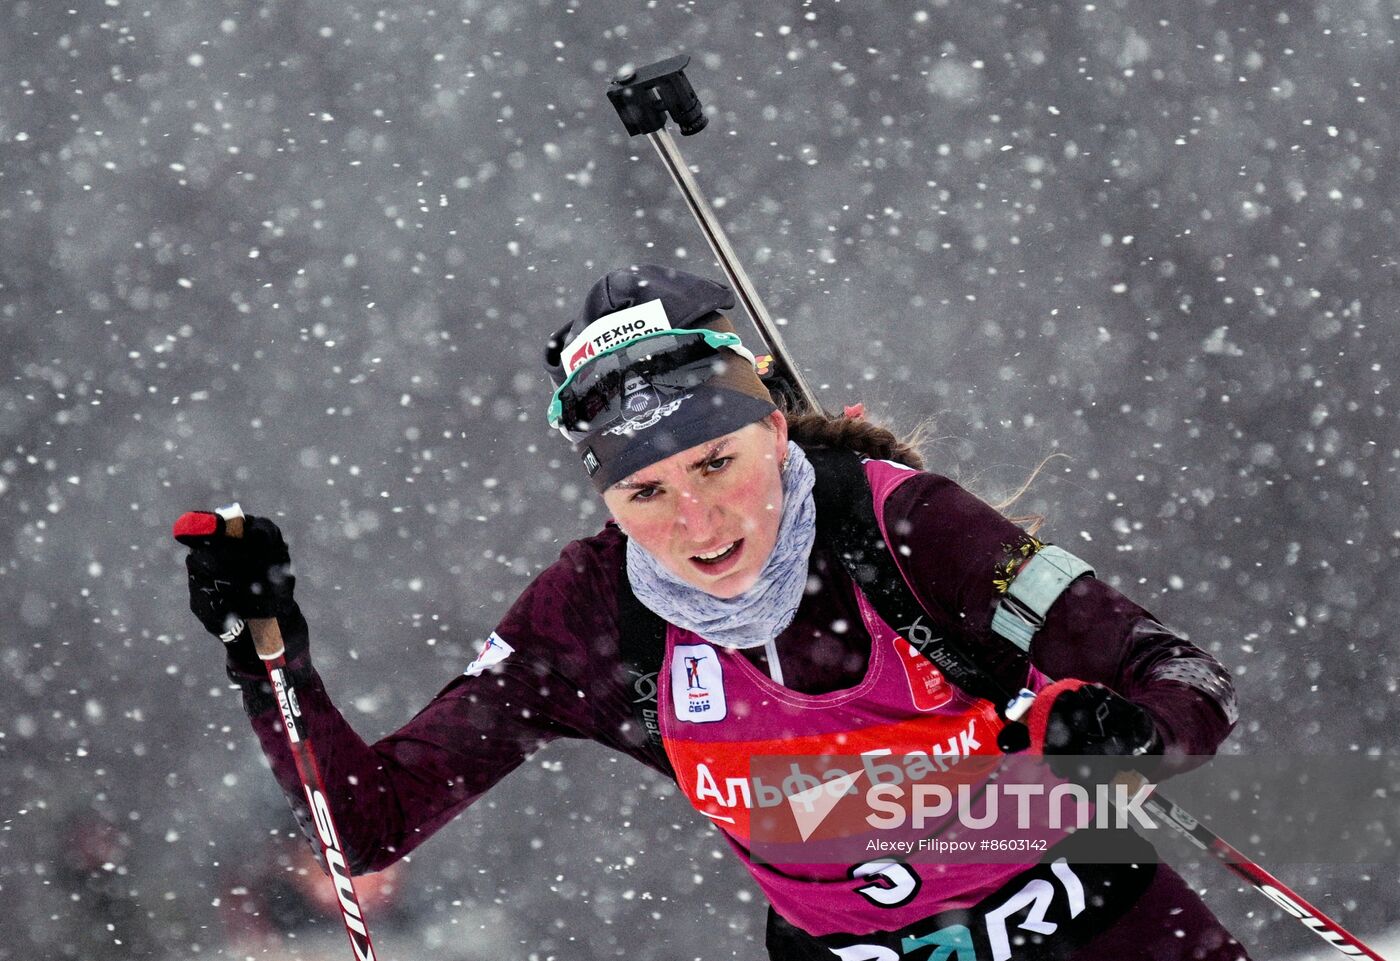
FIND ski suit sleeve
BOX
[880,469,1239,769]
[227,543,611,875]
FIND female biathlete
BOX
[176,264,1246,960]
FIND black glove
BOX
[1021,679,1163,782]
[173,510,300,668]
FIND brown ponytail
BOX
[783,407,1049,535]
[785,409,926,470]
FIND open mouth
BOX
[691,540,741,566]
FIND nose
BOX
[673,486,718,538]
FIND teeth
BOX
[695,542,735,561]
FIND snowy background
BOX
[2,0,1398,958]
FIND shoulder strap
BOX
[615,569,669,757]
[802,445,1028,711]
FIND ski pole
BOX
[1003,690,1384,960]
[607,55,823,415]
[1143,792,1384,960]
[215,504,380,961]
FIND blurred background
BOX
[1,0,1397,957]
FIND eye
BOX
[704,456,733,474]
[630,485,661,502]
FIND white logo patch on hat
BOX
[465,632,514,677]
[562,299,672,374]
[672,643,727,722]
[602,388,693,436]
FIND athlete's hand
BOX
[173,509,300,667]
[1024,680,1162,781]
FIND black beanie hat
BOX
[544,264,776,490]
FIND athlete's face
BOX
[603,412,789,599]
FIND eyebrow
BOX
[611,438,733,491]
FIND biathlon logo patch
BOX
[465,632,514,677]
[562,299,672,374]
[672,644,726,722]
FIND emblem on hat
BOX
[603,374,692,436]
[621,374,661,419]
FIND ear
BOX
[768,410,789,456]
